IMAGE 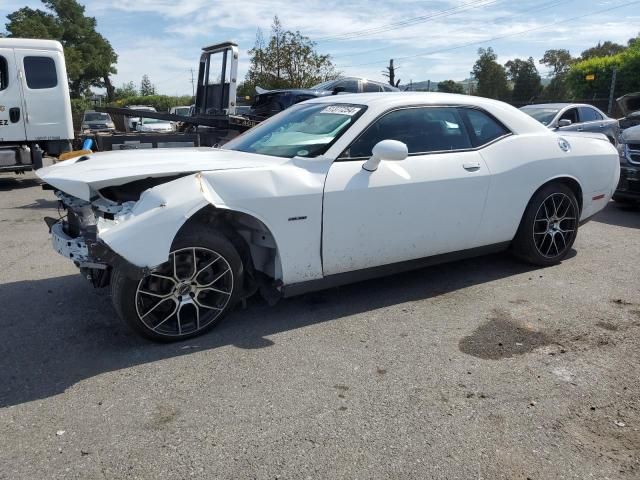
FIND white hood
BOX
[36,147,287,201]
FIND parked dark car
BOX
[617,92,640,130]
[520,103,619,144]
[81,111,116,133]
[613,124,640,204]
[250,77,399,119]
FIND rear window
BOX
[462,108,510,146]
[24,56,57,89]
[0,56,7,91]
[579,107,603,122]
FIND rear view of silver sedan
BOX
[520,103,619,144]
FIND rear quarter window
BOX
[24,56,58,89]
[461,108,510,147]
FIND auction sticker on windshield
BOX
[321,105,362,116]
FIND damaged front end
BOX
[46,188,147,288]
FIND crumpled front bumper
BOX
[49,219,147,284]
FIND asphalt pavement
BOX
[0,171,639,479]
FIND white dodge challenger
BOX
[38,93,620,341]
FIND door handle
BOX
[577,127,584,131]
[463,162,481,171]
[9,107,20,123]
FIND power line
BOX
[314,0,502,42]
[337,0,640,69]
[331,0,572,60]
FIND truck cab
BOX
[0,38,73,173]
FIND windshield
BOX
[174,107,190,116]
[520,107,559,126]
[224,103,366,158]
[84,112,110,122]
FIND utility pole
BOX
[383,59,400,87]
[190,69,196,97]
[607,68,617,115]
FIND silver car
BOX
[520,103,619,144]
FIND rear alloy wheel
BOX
[513,183,579,266]
[111,231,243,341]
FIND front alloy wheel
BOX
[111,230,243,341]
[135,247,234,337]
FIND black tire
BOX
[512,183,579,266]
[111,228,244,342]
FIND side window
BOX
[363,82,382,93]
[335,79,358,93]
[462,108,509,146]
[559,108,578,124]
[579,107,602,122]
[0,56,8,91]
[344,107,472,158]
[383,85,396,92]
[24,56,57,89]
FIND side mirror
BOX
[557,119,572,128]
[362,140,409,172]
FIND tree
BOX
[505,57,542,102]
[382,59,401,87]
[140,75,155,96]
[5,0,117,100]
[581,41,625,60]
[437,80,464,94]
[472,47,510,100]
[115,81,138,99]
[540,49,574,76]
[539,49,574,100]
[567,41,640,101]
[244,16,339,92]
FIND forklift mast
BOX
[195,41,239,117]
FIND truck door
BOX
[0,48,27,143]
[13,48,73,143]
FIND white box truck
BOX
[0,38,73,172]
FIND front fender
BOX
[98,174,210,269]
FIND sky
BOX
[1,0,639,95]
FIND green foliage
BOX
[5,0,117,100]
[115,81,138,99]
[539,49,574,76]
[505,57,542,102]
[244,17,339,93]
[581,41,625,60]
[538,49,575,100]
[472,47,510,100]
[70,96,92,129]
[110,95,194,112]
[566,42,640,99]
[140,74,155,96]
[437,79,464,94]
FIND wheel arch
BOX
[513,175,583,241]
[174,204,284,287]
[532,175,583,213]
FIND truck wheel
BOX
[512,183,579,266]
[111,230,243,342]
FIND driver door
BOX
[322,106,493,276]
